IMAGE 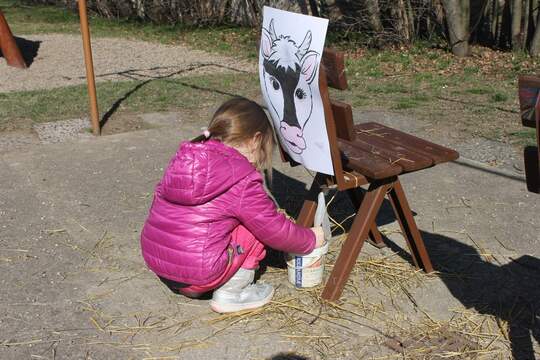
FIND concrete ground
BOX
[1,109,539,359]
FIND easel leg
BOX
[322,182,391,301]
[347,188,386,248]
[297,173,327,227]
[387,179,433,273]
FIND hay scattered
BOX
[377,309,508,359]
[37,209,509,359]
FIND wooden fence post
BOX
[0,10,27,69]
[78,0,100,135]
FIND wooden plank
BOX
[524,145,540,193]
[355,123,459,164]
[0,10,26,69]
[351,131,433,172]
[322,49,348,90]
[319,65,347,189]
[388,180,433,272]
[347,188,387,248]
[322,182,392,301]
[341,171,369,189]
[338,139,402,179]
[518,75,540,129]
[331,100,355,141]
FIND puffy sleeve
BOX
[232,173,316,255]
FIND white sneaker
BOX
[210,268,274,313]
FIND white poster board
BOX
[259,6,334,175]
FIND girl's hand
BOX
[310,226,325,248]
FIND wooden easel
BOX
[290,49,458,301]
[0,9,26,69]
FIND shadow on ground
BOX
[10,37,41,67]
[262,168,402,271]
[99,63,247,130]
[269,168,396,230]
[382,230,540,360]
[269,353,308,360]
[269,169,540,358]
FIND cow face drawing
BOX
[261,19,319,154]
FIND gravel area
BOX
[0,34,256,92]
[33,118,93,144]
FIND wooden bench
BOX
[0,9,26,69]
[288,49,459,301]
[517,75,540,193]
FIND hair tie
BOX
[203,129,211,139]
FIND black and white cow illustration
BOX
[261,19,319,154]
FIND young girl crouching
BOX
[141,97,324,313]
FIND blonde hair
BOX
[196,97,275,171]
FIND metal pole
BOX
[77,0,100,135]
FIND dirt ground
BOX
[1,106,539,359]
[1,32,539,360]
[0,34,256,92]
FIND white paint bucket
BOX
[286,241,329,288]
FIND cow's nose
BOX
[280,122,306,150]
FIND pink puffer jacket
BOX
[141,139,315,285]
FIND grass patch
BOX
[490,92,509,102]
[465,87,493,95]
[464,66,480,75]
[392,90,431,110]
[393,97,423,110]
[436,58,453,70]
[1,0,537,146]
[410,93,431,102]
[0,73,259,131]
[366,83,408,94]
[509,128,537,145]
[346,57,384,79]
[352,94,370,107]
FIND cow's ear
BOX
[297,30,312,59]
[268,19,277,41]
[300,51,319,84]
[261,27,273,59]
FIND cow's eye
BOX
[295,88,306,99]
[271,78,280,90]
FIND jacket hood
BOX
[159,140,256,206]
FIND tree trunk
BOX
[365,0,384,32]
[530,8,540,54]
[392,0,411,42]
[441,0,471,56]
[297,0,309,15]
[308,0,319,17]
[512,0,524,49]
[532,0,539,28]
[406,0,416,38]
[491,0,499,42]
[434,0,446,27]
